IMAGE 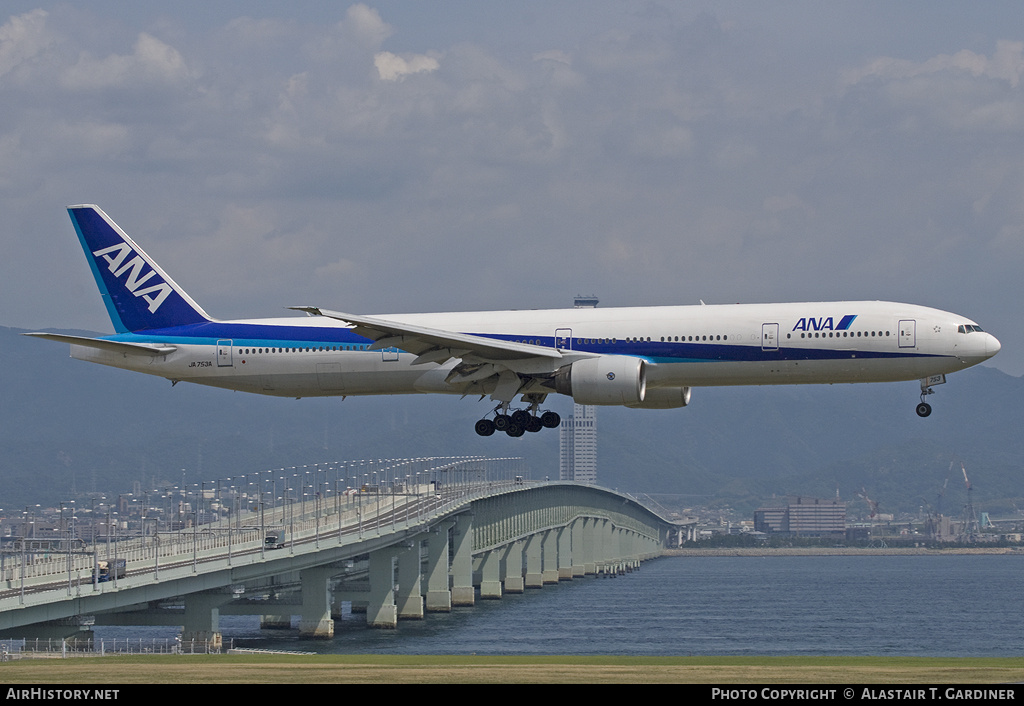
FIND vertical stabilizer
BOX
[68,205,212,333]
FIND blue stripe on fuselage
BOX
[100,323,943,363]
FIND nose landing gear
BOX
[916,375,945,417]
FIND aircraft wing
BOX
[289,307,563,365]
[23,332,177,356]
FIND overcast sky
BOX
[3,2,1022,374]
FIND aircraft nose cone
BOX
[986,333,1001,359]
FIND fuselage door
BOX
[761,323,779,351]
[555,328,573,350]
[216,339,233,367]
[899,320,916,348]
[381,346,400,362]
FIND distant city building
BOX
[788,496,845,535]
[560,404,597,484]
[754,496,846,537]
[560,295,599,484]
[754,506,789,533]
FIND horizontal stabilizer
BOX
[23,332,176,356]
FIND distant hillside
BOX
[597,368,1024,517]
[2,326,1021,517]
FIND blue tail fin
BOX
[68,205,212,333]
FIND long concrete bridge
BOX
[0,457,693,647]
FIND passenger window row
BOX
[788,331,890,339]
[240,345,368,354]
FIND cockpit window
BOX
[958,324,984,333]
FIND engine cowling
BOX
[625,386,691,409]
[552,355,646,405]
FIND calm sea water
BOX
[94,554,1024,656]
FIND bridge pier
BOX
[557,525,573,580]
[478,548,502,599]
[396,537,424,620]
[610,527,626,575]
[583,517,600,575]
[570,518,586,577]
[367,548,398,628]
[542,529,559,584]
[182,592,228,650]
[451,512,474,606]
[424,521,454,612]
[298,567,335,639]
[502,541,524,593]
[597,518,614,575]
[524,532,543,588]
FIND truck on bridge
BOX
[92,559,125,583]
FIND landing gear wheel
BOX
[505,423,525,437]
[916,402,932,418]
[493,414,512,431]
[525,416,543,433]
[540,411,561,428]
[475,418,496,436]
[511,410,531,427]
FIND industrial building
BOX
[754,496,846,538]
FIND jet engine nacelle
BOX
[625,386,692,409]
[553,355,647,405]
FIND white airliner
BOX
[28,205,1001,437]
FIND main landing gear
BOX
[475,405,561,437]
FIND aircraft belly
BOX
[234,354,428,396]
[649,355,961,387]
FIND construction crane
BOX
[858,487,880,520]
[958,462,980,542]
[936,467,951,517]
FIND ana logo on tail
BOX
[92,243,173,314]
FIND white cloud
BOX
[61,32,189,89]
[845,40,1024,88]
[838,41,1024,135]
[533,50,585,91]
[374,50,439,81]
[0,9,50,79]
[346,3,392,48]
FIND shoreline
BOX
[661,546,1024,557]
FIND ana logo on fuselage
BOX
[792,315,857,332]
[92,243,173,313]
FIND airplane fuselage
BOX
[69,300,997,398]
